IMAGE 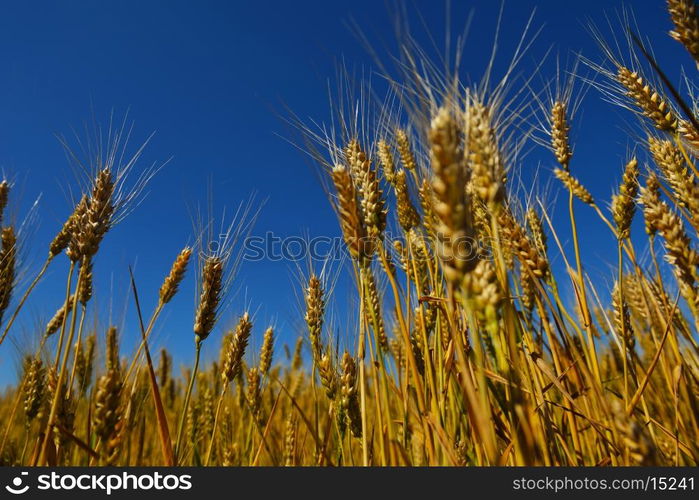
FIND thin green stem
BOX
[174,337,202,464]
[39,260,84,464]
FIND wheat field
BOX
[1,0,699,467]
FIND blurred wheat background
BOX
[1,0,699,466]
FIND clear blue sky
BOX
[0,0,689,385]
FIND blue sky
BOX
[0,0,690,385]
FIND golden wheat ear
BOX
[0,181,9,227]
[222,313,253,384]
[667,0,699,64]
[430,106,477,284]
[611,158,640,240]
[193,256,223,342]
[258,327,274,377]
[160,247,192,305]
[22,357,46,423]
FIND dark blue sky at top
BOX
[0,0,689,385]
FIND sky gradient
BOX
[0,0,690,385]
